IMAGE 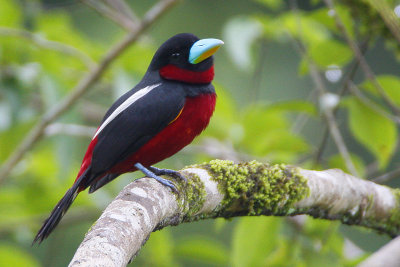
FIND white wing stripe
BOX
[93,83,161,139]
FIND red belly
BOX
[109,93,216,173]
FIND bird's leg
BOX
[134,163,180,193]
[147,166,187,182]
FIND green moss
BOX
[386,188,400,236]
[177,171,207,218]
[202,160,310,216]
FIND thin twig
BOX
[372,166,400,184]
[320,105,359,177]
[249,38,268,103]
[82,0,136,31]
[323,0,400,116]
[45,123,96,137]
[104,0,139,23]
[289,1,359,176]
[293,39,358,176]
[313,39,370,165]
[0,26,95,69]
[0,0,179,184]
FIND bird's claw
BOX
[148,166,187,182]
[134,163,183,193]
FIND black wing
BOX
[90,83,186,175]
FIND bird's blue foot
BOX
[134,163,183,193]
[147,166,187,182]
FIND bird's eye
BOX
[171,53,180,59]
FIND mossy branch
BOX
[69,160,400,267]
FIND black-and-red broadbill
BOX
[33,33,223,243]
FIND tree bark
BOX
[69,160,400,267]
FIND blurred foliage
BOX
[0,0,399,266]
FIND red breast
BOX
[109,93,216,173]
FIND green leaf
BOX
[309,39,353,68]
[281,13,331,45]
[344,97,397,168]
[175,236,229,265]
[0,0,21,27]
[241,105,309,161]
[361,75,400,107]
[231,217,281,267]
[0,243,40,267]
[308,6,355,38]
[258,12,331,45]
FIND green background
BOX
[1,0,399,266]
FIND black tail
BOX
[32,167,94,244]
[32,182,80,244]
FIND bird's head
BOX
[148,33,224,84]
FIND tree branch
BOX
[44,123,96,137]
[82,0,137,31]
[103,0,139,23]
[358,236,400,267]
[69,160,400,266]
[0,0,178,184]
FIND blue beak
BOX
[189,38,224,64]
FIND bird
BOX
[33,33,223,243]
